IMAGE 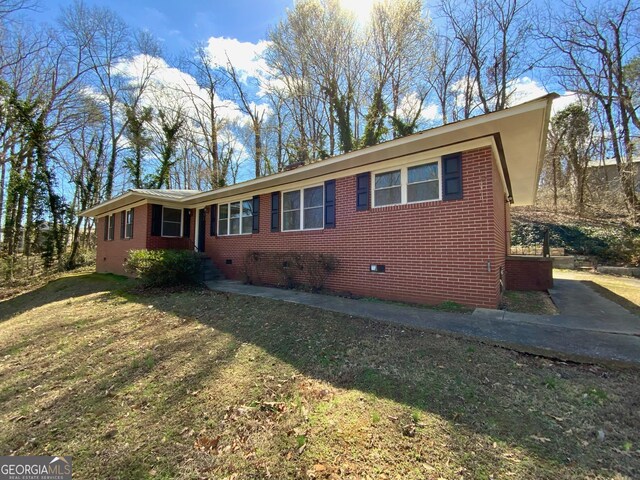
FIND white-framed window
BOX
[373,159,441,207]
[217,199,253,236]
[125,209,134,238]
[107,213,115,241]
[282,185,324,231]
[161,207,182,237]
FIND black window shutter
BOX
[442,153,463,201]
[130,209,134,238]
[151,204,162,236]
[356,172,370,211]
[324,179,336,228]
[252,195,260,233]
[104,216,108,241]
[120,211,125,238]
[271,192,280,232]
[110,214,115,239]
[183,208,191,237]
[210,204,217,236]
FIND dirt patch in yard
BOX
[500,290,559,315]
[0,274,639,479]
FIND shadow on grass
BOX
[0,274,638,478]
[0,273,130,323]
[581,280,640,316]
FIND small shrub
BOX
[125,249,201,287]
[273,251,304,288]
[242,251,263,285]
[241,251,338,291]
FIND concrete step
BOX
[198,256,225,281]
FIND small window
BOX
[408,162,439,203]
[303,185,323,229]
[218,204,229,236]
[107,214,115,241]
[125,209,134,238]
[283,191,300,231]
[242,200,253,233]
[217,199,254,236]
[282,185,324,231]
[229,202,241,235]
[161,207,182,237]
[373,159,441,207]
[374,170,401,206]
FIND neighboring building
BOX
[81,94,557,308]
[587,157,640,192]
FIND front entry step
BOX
[199,256,225,282]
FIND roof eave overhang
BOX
[80,193,191,217]
[82,93,557,216]
[188,93,557,206]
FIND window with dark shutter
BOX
[324,180,336,228]
[442,153,463,201]
[210,204,217,236]
[104,216,108,241]
[108,214,115,240]
[271,192,280,232]
[183,209,191,238]
[126,209,134,238]
[252,195,260,233]
[151,204,162,236]
[356,172,370,211]
[120,211,125,239]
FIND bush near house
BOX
[242,251,338,291]
[125,249,202,287]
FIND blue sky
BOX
[31,0,292,58]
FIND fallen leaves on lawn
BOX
[194,434,220,452]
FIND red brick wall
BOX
[491,160,509,295]
[96,205,195,276]
[204,147,508,308]
[144,205,195,251]
[505,256,553,291]
[96,205,148,275]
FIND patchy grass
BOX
[0,256,95,302]
[555,269,640,315]
[501,290,559,315]
[359,296,473,314]
[1,274,639,479]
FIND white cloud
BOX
[508,77,580,116]
[507,76,548,106]
[114,54,250,125]
[551,92,580,115]
[205,36,271,84]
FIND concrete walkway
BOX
[206,280,640,368]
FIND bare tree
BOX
[181,43,226,188]
[428,31,464,124]
[60,0,133,199]
[439,0,533,116]
[226,59,266,177]
[368,0,433,137]
[539,0,639,215]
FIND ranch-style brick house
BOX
[82,94,557,308]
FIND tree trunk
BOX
[0,161,5,243]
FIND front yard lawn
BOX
[0,274,638,479]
